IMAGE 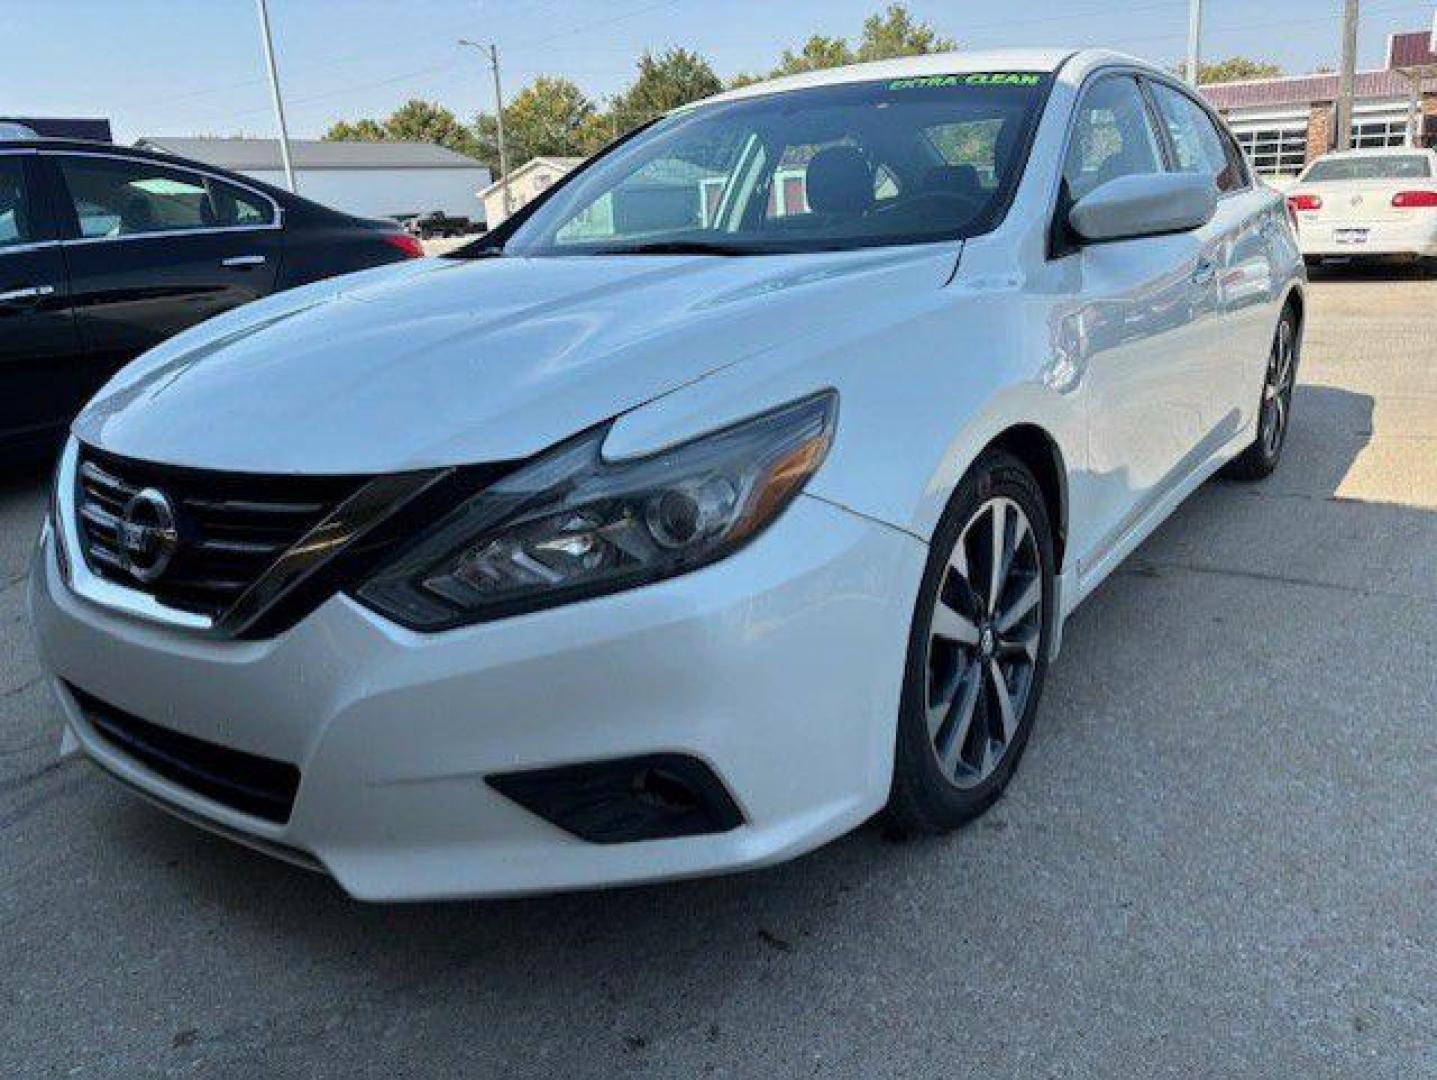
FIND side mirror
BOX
[1069,173,1218,244]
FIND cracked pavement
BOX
[2,269,1435,1078]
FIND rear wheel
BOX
[887,452,1055,833]
[1224,307,1299,481]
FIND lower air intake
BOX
[488,754,744,844]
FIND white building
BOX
[134,137,491,223]
[480,156,583,227]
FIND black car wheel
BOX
[1224,306,1300,481]
[887,451,1055,833]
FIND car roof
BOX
[0,137,204,162]
[697,48,1153,108]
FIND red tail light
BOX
[383,232,425,258]
[1287,193,1322,212]
[1391,190,1437,208]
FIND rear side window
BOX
[1062,76,1165,202]
[0,157,34,248]
[1146,81,1243,193]
[55,156,275,239]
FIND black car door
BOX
[0,151,82,450]
[43,151,281,399]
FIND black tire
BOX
[886,451,1056,834]
[1223,306,1300,481]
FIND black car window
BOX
[1146,81,1242,194]
[1062,76,1164,202]
[0,157,33,249]
[56,156,274,239]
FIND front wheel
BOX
[1224,307,1300,481]
[886,452,1055,834]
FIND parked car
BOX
[31,49,1304,901]
[0,139,423,457]
[405,209,480,239]
[1286,147,1437,268]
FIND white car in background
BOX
[31,49,1304,900]
[1287,147,1437,267]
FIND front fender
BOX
[604,291,1082,546]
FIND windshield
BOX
[500,73,1050,257]
[1303,155,1432,182]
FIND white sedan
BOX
[30,48,1304,900]
[1287,147,1437,266]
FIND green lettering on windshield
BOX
[887,72,1042,90]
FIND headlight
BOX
[356,391,837,629]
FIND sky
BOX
[3,0,1435,144]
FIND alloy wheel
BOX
[924,496,1043,789]
[1261,318,1297,457]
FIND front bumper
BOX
[30,494,925,900]
[1297,214,1437,258]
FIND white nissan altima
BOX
[30,49,1304,900]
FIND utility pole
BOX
[1335,0,1360,151]
[1186,0,1203,87]
[255,0,298,193]
[460,39,512,219]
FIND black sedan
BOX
[1,139,424,457]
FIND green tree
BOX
[771,35,856,77]
[324,99,482,162]
[1175,56,1283,84]
[475,76,601,167]
[855,4,956,62]
[323,118,387,141]
[383,99,480,156]
[609,47,723,130]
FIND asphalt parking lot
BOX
[2,270,1434,1078]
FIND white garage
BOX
[134,136,491,223]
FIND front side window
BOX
[503,74,1050,256]
[1062,76,1164,202]
[0,158,33,249]
[1146,82,1242,193]
[56,156,275,239]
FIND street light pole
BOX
[1335,0,1360,152]
[460,39,513,220]
[1186,0,1203,87]
[255,0,298,193]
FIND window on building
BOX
[1233,127,1308,177]
[1350,118,1408,149]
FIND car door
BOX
[44,151,281,401]
[1053,74,1215,579]
[0,151,82,449]
[1144,78,1274,435]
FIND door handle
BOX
[1191,258,1216,287]
[0,284,56,305]
[221,255,267,268]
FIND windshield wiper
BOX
[585,239,761,257]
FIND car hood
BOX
[75,247,958,474]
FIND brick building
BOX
[1201,28,1437,183]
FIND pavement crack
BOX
[1123,560,1437,605]
[0,754,78,798]
[2,675,42,701]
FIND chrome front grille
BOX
[74,448,366,622]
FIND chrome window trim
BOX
[44,149,285,240]
[0,239,61,257]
